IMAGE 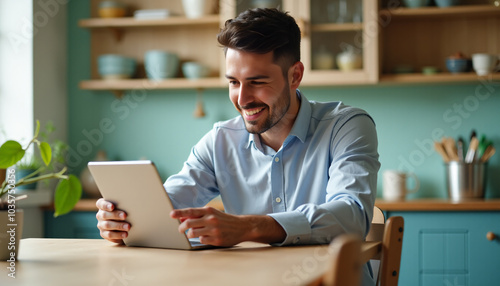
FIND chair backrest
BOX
[307,206,404,286]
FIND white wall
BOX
[0,1,34,144]
[0,0,68,238]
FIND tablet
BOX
[88,160,211,250]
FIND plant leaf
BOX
[0,140,26,169]
[39,141,52,166]
[54,174,82,217]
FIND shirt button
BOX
[275,197,281,203]
[274,157,280,162]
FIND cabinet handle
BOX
[486,232,497,241]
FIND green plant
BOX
[0,120,82,217]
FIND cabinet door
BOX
[219,0,379,85]
[387,211,500,286]
[293,0,379,85]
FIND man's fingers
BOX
[96,198,115,211]
[170,206,214,219]
[96,209,127,221]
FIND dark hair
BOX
[217,8,301,75]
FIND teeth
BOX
[245,108,263,116]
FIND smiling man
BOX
[96,8,379,285]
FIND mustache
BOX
[238,103,267,110]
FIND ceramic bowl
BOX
[182,0,217,19]
[98,1,126,18]
[446,58,468,73]
[98,54,136,79]
[435,0,460,7]
[182,62,210,79]
[403,0,431,8]
[144,50,179,80]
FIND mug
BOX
[472,53,499,76]
[383,170,419,201]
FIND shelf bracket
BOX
[108,28,124,42]
[111,90,124,99]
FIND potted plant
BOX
[0,120,82,260]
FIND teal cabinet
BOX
[385,211,500,286]
[44,211,101,239]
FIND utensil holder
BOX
[445,161,486,201]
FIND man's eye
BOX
[229,81,239,86]
[251,81,265,85]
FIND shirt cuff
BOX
[268,211,311,246]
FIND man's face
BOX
[225,49,292,135]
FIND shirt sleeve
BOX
[163,129,220,209]
[268,114,380,246]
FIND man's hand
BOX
[170,206,286,247]
[96,198,131,244]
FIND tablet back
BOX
[88,160,194,250]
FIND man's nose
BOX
[238,84,253,108]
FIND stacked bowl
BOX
[144,50,179,80]
[98,54,136,79]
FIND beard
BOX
[241,85,291,135]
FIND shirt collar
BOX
[246,89,311,149]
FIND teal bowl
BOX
[435,0,460,7]
[144,50,179,80]
[182,62,210,79]
[98,54,136,79]
[403,0,430,8]
[446,58,468,73]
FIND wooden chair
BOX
[307,207,404,286]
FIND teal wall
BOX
[67,2,500,199]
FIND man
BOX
[96,8,379,284]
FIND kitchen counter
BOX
[375,198,500,211]
[68,198,500,212]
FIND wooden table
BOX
[0,239,380,285]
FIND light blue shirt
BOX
[165,91,380,246]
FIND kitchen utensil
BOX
[480,146,496,162]
[457,137,464,161]
[443,137,459,161]
[465,136,479,163]
[434,141,450,162]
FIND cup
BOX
[383,170,419,201]
[472,53,499,76]
[144,50,179,80]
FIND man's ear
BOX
[289,61,304,89]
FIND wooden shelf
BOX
[382,4,500,18]
[311,22,363,32]
[380,72,500,84]
[78,15,220,28]
[376,198,500,211]
[80,78,227,92]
